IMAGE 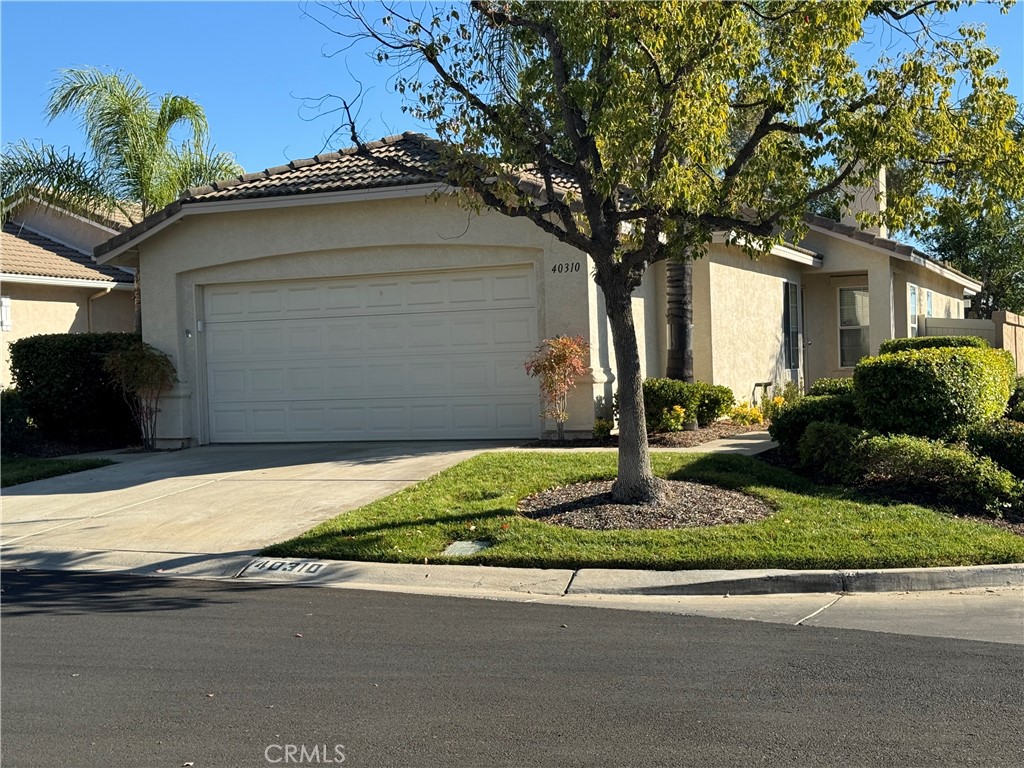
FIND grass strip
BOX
[2,456,115,488]
[262,451,1024,570]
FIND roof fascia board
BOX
[1,273,134,290]
[711,231,822,267]
[806,223,981,291]
[97,182,451,264]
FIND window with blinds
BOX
[839,287,869,368]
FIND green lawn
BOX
[1,456,115,487]
[263,452,1024,570]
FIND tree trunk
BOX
[666,259,694,382]
[133,265,142,334]
[603,284,665,505]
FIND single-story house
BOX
[94,133,981,446]
[1,199,135,387]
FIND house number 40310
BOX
[551,262,582,274]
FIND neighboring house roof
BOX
[804,214,981,291]
[1,222,133,285]
[91,131,980,291]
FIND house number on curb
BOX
[551,262,582,274]
[247,559,327,575]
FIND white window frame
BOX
[926,290,934,318]
[0,296,10,332]
[838,286,870,369]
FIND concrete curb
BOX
[3,546,1021,597]
[566,563,1024,596]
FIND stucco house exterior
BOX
[94,133,980,446]
[1,199,135,387]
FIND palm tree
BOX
[1,67,242,328]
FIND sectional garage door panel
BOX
[203,268,540,442]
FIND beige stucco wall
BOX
[128,192,633,444]
[13,204,121,254]
[0,282,134,387]
[798,229,969,386]
[696,246,805,404]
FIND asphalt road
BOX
[2,570,1022,768]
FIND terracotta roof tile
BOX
[2,223,132,283]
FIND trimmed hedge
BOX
[9,332,140,443]
[1,389,32,455]
[797,420,864,483]
[878,335,990,354]
[852,434,1022,518]
[808,377,854,396]
[767,394,860,452]
[853,347,1016,440]
[1008,376,1024,422]
[640,378,735,431]
[693,382,736,427]
[966,420,1024,479]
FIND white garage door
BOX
[203,266,540,442]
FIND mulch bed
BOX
[518,478,775,531]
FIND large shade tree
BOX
[319,0,1022,503]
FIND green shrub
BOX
[966,420,1024,479]
[9,332,140,444]
[640,378,697,432]
[797,421,865,483]
[1,389,33,455]
[808,377,855,396]
[853,347,1016,440]
[768,394,860,452]
[878,335,990,354]
[852,434,1021,518]
[693,382,735,427]
[729,401,764,425]
[1007,376,1024,422]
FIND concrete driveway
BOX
[1,441,504,573]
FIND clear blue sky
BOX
[2,1,1022,175]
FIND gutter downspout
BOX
[87,286,113,332]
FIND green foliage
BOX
[9,333,139,443]
[639,379,735,431]
[768,394,860,452]
[103,340,177,451]
[854,347,1016,439]
[879,335,990,354]
[1,389,32,455]
[797,421,866,484]
[658,405,688,433]
[808,377,855,396]
[729,402,764,426]
[1007,376,1024,422]
[693,382,736,427]
[924,166,1024,317]
[592,418,614,439]
[641,378,700,432]
[2,67,241,221]
[965,420,1024,479]
[852,434,1022,519]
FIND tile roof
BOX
[91,131,979,289]
[2,223,133,284]
[804,214,979,287]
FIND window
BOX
[908,285,918,337]
[783,282,800,370]
[839,287,869,368]
[926,290,934,317]
[0,296,10,332]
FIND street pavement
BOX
[2,435,1022,644]
[2,570,1022,768]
